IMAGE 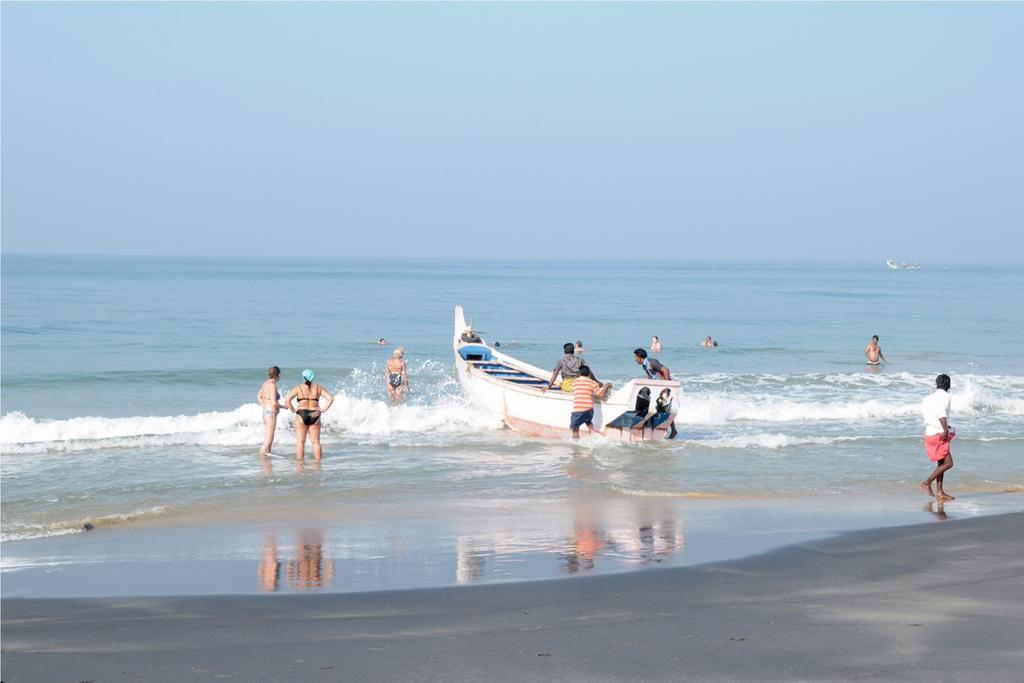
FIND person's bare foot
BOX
[937,493,955,501]
[920,482,934,496]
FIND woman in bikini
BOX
[385,348,410,402]
[284,369,334,460]
[257,366,284,456]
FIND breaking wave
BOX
[0,395,503,455]
[2,372,1021,454]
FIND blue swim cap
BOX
[302,368,315,382]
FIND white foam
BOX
[696,433,851,450]
[2,372,1021,454]
[0,394,503,455]
[675,373,1024,426]
[677,395,920,426]
[687,371,1024,393]
[0,505,170,542]
[953,377,1024,417]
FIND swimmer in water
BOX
[864,335,886,366]
[386,347,410,402]
[284,369,334,460]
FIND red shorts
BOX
[924,430,955,462]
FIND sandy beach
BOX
[4,511,1022,682]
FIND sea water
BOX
[2,256,1023,594]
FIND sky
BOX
[2,2,1022,262]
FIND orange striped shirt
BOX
[572,377,602,412]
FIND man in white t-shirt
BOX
[920,374,955,501]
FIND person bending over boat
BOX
[543,343,599,393]
[386,347,410,402]
[634,387,678,440]
[633,348,671,380]
[569,365,612,440]
[284,369,334,460]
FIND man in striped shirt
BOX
[570,365,612,439]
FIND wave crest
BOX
[0,394,503,454]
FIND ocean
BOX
[2,256,1022,595]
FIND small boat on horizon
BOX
[453,306,679,441]
[886,258,921,270]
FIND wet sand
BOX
[3,511,1023,682]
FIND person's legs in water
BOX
[935,453,954,501]
[569,409,592,440]
[260,412,277,456]
[667,418,678,440]
[294,415,309,460]
[921,454,954,499]
[309,419,323,460]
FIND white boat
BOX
[453,306,680,441]
[886,259,921,270]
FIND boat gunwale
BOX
[457,340,680,406]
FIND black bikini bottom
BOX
[297,409,320,426]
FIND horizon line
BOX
[2,252,1019,267]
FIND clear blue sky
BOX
[2,2,1021,262]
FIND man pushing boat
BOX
[569,365,612,440]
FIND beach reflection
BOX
[259,454,321,478]
[633,520,684,563]
[259,454,274,477]
[561,499,685,575]
[925,500,950,521]
[296,458,321,474]
[258,534,281,591]
[562,500,609,574]
[258,530,334,592]
[456,537,488,584]
[449,497,690,583]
